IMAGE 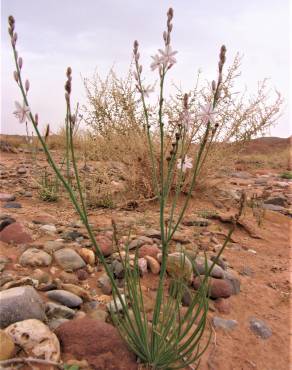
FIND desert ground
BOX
[0,136,291,370]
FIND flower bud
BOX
[133,72,138,81]
[139,65,142,74]
[71,114,76,125]
[212,80,216,91]
[34,113,39,126]
[12,32,17,46]
[66,66,72,78]
[44,124,50,141]
[13,71,19,82]
[25,79,30,92]
[18,57,23,69]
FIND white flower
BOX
[150,45,178,71]
[13,101,30,123]
[158,45,177,67]
[198,102,217,125]
[142,85,155,98]
[150,54,162,71]
[180,109,193,130]
[177,155,193,172]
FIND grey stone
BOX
[224,271,241,295]
[46,290,83,308]
[231,171,251,179]
[45,302,75,319]
[111,260,124,279]
[193,256,225,278]
[54,248,86,271]
[62,230,85,241]
[107,294,126,313]
[3,202,22,209]
[48,318,69,330]
[0,286,46,328]
[97,274,112,295]
[19,248,52,267]
[249,317,272,339]
[43,240,64,253]
[144,229,161,239]
[0,217,16,232]
[262,204,285,212]
[40,224,57,234]
[264,196,286,207]
[213,317,238,331]
[128,236,153,250]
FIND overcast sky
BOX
[1,0,291,137]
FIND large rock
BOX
[0,286,46,328]
[0,193,16,202]
[0,222,32,244]
[138,244,160,259]
[166,252,193,282]
[54,248,86,271]
[128,236,153,250]
[264,196,287,207]
[192,256,225,278]
[95,235,113,257]
[5,319,60,361]
[19,248,52,267]
[193,277,234,299]
[45,302,75,319]
[55,318,137,369]
[0,329,15,360]
[46,290,83,308]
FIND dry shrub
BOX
[81,56,283,201]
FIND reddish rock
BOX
[55,318,137,370]
[0,222,32,244]
[214,298,231,314]
[193,277,233,299]
[138,245,160,259]
[32,214,57,225]
[95,235,113,257]
[0,193,15,202]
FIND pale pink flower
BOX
[177,155,193,172]
[142,85,155,98]
[180,109,193,130]
[13,101,30,123]
[150,54,162,71]
[198,102,217,125]
[158,45,177,67]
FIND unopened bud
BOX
[167,8,174,20]
[65,80,71,94]
[139,65,142,74]
[71,114,76,125]
[34,113,39,126]
[212,80,216,91]
[12,32,17,45]
[18,57,23,69]
[44,124,50,141]
[163,31,167,42]
[65,92,70,103]
[13,71,19,82]
[25,79,30,92]
[183,93,188,109]
[66,66,72,78]
[133,72,138,81]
